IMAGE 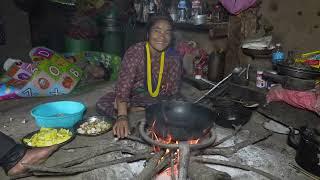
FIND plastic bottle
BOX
[191,0,202,17]
[272,43,285,64]
[178,0,187,22]
[256,70,266,88]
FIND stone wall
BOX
[0,0,31,64]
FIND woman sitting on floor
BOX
[96,15,183,138]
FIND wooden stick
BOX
[9,173,32,180]
[135,150,165,180]
[125,136,147,144]
[170,151,176,180]
[53,146,139,168]
[289,163,320,180]
[193,157,281,180]
[212,125,242,147]
[24,152,153,175]
[188,161,231,180]
[178,142,190,180]
[202,131,272,157]
[154,152,171,175]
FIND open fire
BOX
[148,120,205,179]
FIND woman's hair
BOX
[146,14,174,33]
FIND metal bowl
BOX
[192,14,207,25]
[75,116,113,136]
[170,13,178,22]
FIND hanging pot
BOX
[288,127,320,176]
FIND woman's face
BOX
[148,20,172,52]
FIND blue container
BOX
[31,101,86,128]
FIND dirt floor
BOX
[0,81,317,180]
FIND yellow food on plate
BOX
[23,128,72,147]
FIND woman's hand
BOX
[113,115,129,138]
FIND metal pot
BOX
[192,14,207,25]
[170,13,178,22]
[212,99,252,128]
[288,127,320,176]
[277,63,320,80]
[145,101,217,141]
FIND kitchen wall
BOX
[0,0,31,64]
[1,0,320,70]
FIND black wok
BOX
[145,101,217,141]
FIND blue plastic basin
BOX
[31,101,86,128]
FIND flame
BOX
[150,120,202,179]
[188,138,200,144]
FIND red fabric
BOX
[219,0,257,15]
[266,85,320,115]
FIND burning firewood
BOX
[136,150,165,180]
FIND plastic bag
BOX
[266,85,320,115]
[219,0,257,15]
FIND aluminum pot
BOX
[192,14,207,25]
[170,13,178,22]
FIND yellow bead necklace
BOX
[145,42,165,97]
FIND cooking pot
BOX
[145,101,217,141]
[192,15,207,25]
[212,99,253,128]
[288,127,320,176]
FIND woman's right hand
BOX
[113,116,129,138]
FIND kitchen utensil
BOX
[75,116,113,136]
[194,67,244,103]
[289,163,320,180]
[192,14,207,25]
[230,99,259,108]
[277,63,320,80]
[288,126,320,176]
[212,100,252,128]
[207,51,225,82]
[262,71,316,91]
[22,129,75,148]
[195,75,216,86]
[170,13,178,22]
[31,101,86,128]
[145,101,217,141]
[242,48,273,58]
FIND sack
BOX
[266,85,320,115]
[219,0,256,15]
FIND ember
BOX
[147,120,210,179]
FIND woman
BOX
[96,15,183,138]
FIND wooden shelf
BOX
[136,21,228,32]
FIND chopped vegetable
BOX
[77,118,111,135]
[23,128,72,147]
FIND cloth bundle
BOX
[267,85,320,115]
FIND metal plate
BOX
[277,64,320,80]
[75,116,113,136]
[22,129,75,148]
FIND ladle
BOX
[194,67,245,103]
